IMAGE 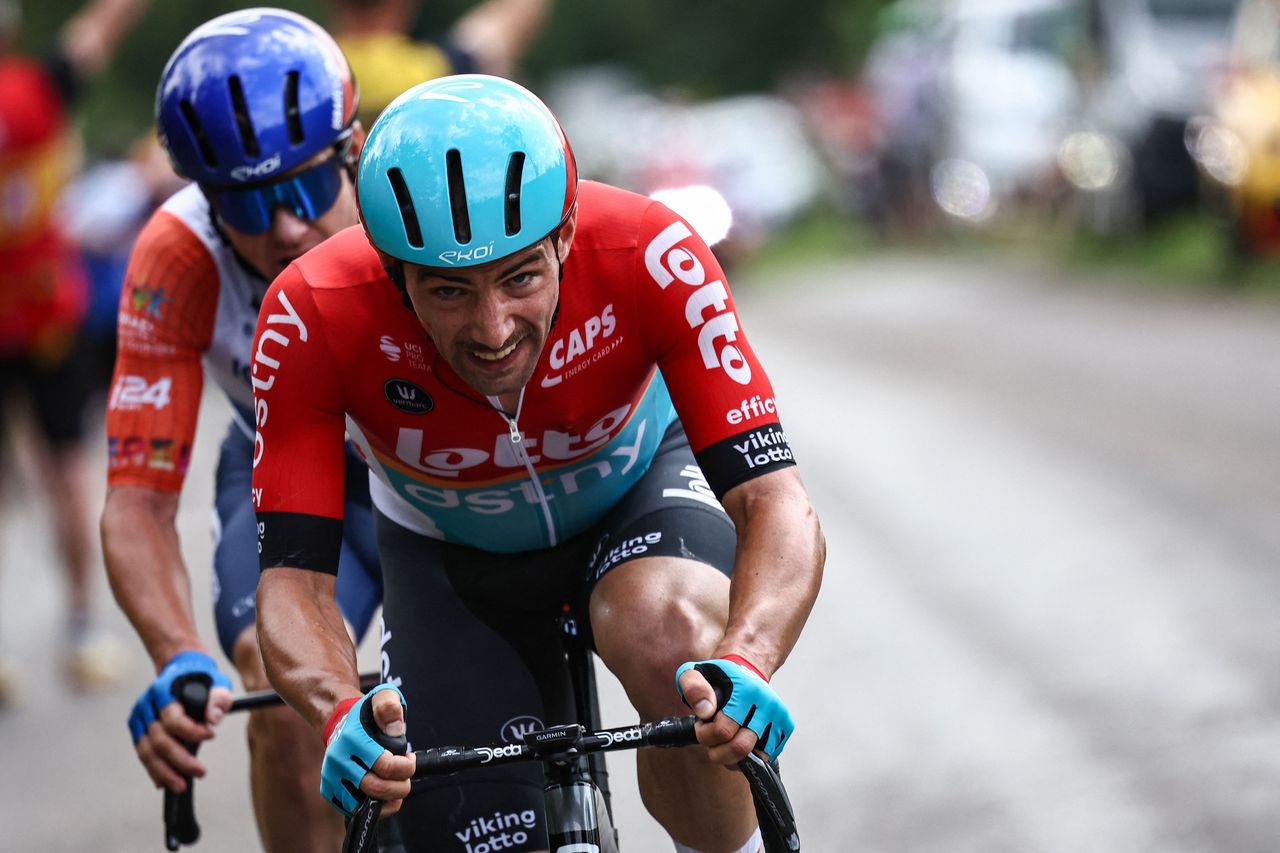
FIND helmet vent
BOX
[387,168,424,249]
[227,75,261,157]
[178,101,219,168]
[445,149,472,244]
[504,152,525,237]
[284,71,304,145]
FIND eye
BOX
[429,284,465,300]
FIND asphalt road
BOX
[2,250,1277,852]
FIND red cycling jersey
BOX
[253,181,794,565]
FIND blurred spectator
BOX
[328,0,552,128]
[0,0,148,704]
[860,0,947,238]
[59,132,185,397]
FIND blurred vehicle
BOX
[1186,0,1280,255]
[1061,0,1240,232]
[545,66,825,260]
[935,0,1082,224]
[862,0,1081,231]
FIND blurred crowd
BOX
[795,0,1280,258]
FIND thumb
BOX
[677,668,718,721]
[370,687,406,738]
[206,686,233,726]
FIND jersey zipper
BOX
[490,390,558,548]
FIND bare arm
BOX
[450,0,552,77]
[58,0,150,80]
[101,485,206,667]
[257,567,361,731]
[716,467,825,679]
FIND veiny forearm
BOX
[257,568,361,732]
[100,486,204,668]
[719,470,825,679]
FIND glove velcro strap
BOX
[324,697,361,746]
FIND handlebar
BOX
[411,715,697,777]
[343,714,800,853]
[163,676,209,849]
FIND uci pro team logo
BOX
[384,379,434,415]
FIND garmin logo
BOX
[384,379,433,415]
[230,154,282,182]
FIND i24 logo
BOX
[109,375,172,411]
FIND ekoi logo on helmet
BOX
[229,155,283,183]
[438,242,496,266]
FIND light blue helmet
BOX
[357,74,578,268]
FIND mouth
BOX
[470,337,521,363]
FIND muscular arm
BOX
[257,567,361,731]
[717,467,825,679]
[100,486,205,667]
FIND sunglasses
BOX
[205,141,351,235]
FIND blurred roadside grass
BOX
[744,204,1280,299]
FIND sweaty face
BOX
[215,148,360,282]
[402,233,570,408]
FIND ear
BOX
[555,205,578,264]
[348,121,367,160]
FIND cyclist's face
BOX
[403,216,575,403]
[214,147,360,282]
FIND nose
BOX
[471,288,517,350]
[267,205,315,247]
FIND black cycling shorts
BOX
[0,346,91,451]
[376,422,735,852]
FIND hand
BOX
[676,657,794,764]
[127,650,233,792]
[321,683,416,817]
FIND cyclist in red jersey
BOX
[0,0,148,701]
[252,75,825,853]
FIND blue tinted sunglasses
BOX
[206,146,350,235]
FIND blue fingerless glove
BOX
[321,683,407,816]
[128,650,233,744]
[676,657,795,759]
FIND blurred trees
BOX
[16,0,890,156]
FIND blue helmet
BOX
[156,8,358,187]
[357,74,578,268]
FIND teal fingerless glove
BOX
[676,657,794,759]
[320,683,407,816]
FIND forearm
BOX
[257,567,360,733]
[719,472,825,679]
[453,0,551,75]
[59,0,150,79]
[100,486,204,668]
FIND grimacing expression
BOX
[402,220,575,404]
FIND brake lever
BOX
[163,675,210,849]
[340,691,408,853]
[740,752,800,853]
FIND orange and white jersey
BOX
[105,185,267,491]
